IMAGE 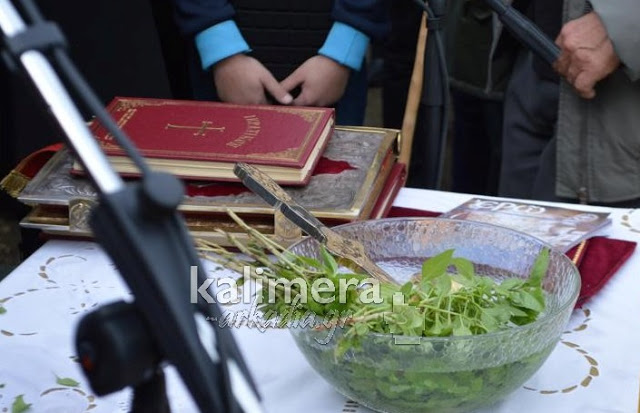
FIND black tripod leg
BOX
[130,369,171,413]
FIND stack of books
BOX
[16,97,407,244]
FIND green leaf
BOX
[511,291,545,312]
[0,383,4,388]
[378,283,402,303]
[481,306,512,324]
[506,305,529,318]
[528,288,546,311]
[0,306,6,315]
[400,281,413,297]
[428,316,451,336]
[12,395,31,413]
[529,247,550,287]
[320,247,338,275]
[499,278,525,291]
[305,291,325,315]
[433,275,452,296]
[56,376,80,387]
[480,310,499,332]
[450,273,474,289]
[402,306,425,330]
[335,338,352,358]
[354,322,369,336]
[452,320,472,336]
[295,256,323,269]
[476,276,497,290]
[334,271,365,281]
[421,249,454,282]
[452,257,474,280]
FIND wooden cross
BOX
[165,121,226,136]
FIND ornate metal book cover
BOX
[18,126,399,241]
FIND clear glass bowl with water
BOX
[287,218,580,413]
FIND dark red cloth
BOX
[1,143,64,197]
[387,206,637,308]
[567,236,636,307]
[8,143,63,179]
[386,206,441,218]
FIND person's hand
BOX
[553,12,620,99]
[280,55,350,107]
[213,54,293,105]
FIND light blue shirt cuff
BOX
[195,20,251,71]
[318,22,370,71]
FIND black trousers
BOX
[499,50,560,201]
[451,90,503,196]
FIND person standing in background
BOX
[171,0,390,126]
[381,0,422,132]
[0,0,174,260]
[381,0,509,193]
[445,0,513,196]
[499,0,640,207]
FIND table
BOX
[1,188,639,412]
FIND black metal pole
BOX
[423,0,447,189]
[483,0,560,65]
[410,0,448,190]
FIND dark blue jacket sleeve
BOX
[173,0,235,36]
[332,0,391,41]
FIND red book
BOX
[72,97,335,185]
[370,162,407,219]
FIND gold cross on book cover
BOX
[165,121,226,136]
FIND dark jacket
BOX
[172,0,390,41]
[555,0,640,203]
[445,0,513,100]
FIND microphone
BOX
[483,0,561,64]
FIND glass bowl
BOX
[287,217,580,413]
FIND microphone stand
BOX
[0,1,262,412]
[419,0,448,189]
[409,0,560,190]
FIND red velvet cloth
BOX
[567,236,636,307]
[387,206,637,308]
[1,143,64,197]
[7,143,64,179]
[386,206,441,218]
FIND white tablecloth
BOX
[1,188,639,413]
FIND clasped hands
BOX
[553,11,620,99]
[213,54,350,107]
[214,12,621,105]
